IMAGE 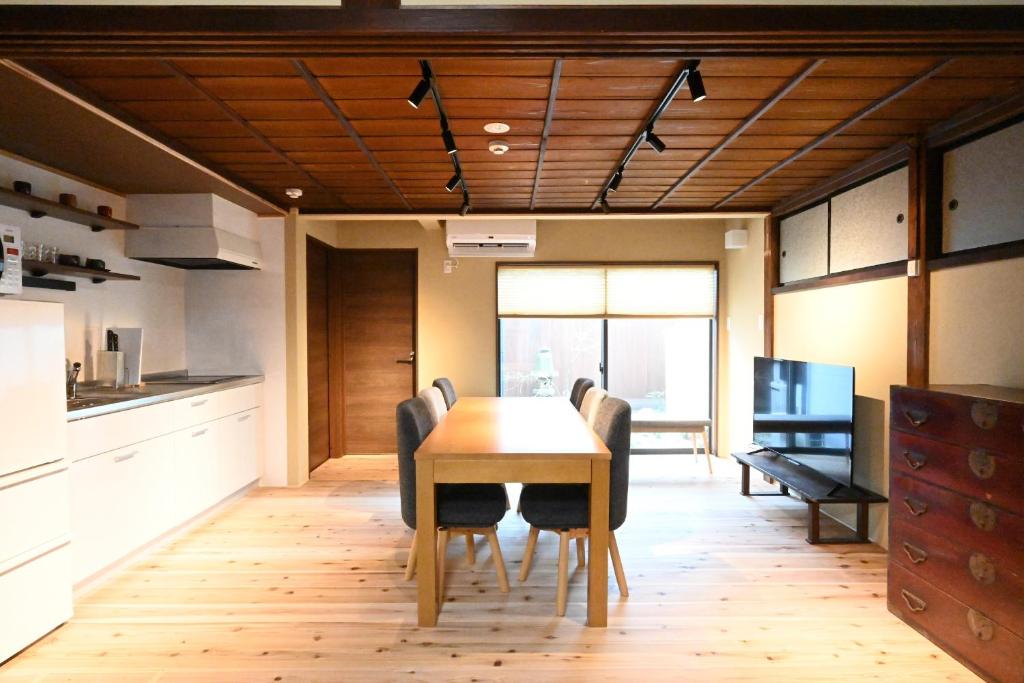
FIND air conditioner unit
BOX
[445,218,536,258]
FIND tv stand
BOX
[732,451,887,544]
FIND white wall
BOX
[1,152,186,379]
[186,218,288,485]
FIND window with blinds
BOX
[497,264,717,318]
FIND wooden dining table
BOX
[414,396,612,627]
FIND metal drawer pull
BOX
[902,450,927,470]
[969,553,996,585]
[191,399,208,408]
[192,428,208,438]
[113,451,138,463]
[967,609,994,641]
[903,497,928,517]
[969,501,996,532]
[901,541,928,564]
[903,409,929,428]
[967,450,995,480]
[900,589,927,613]
[970,401,998,430]
[237,414,251,422]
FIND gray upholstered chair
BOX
[432,377,457,409]
[418,386,448,424]
[518,397,631,615]
[579,386,608,428]
[396,397,509,593]
[569,377,595,411]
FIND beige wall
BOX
[930,256,1024,388]
[773,276,908,547]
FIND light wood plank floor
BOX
[1,454,977,682]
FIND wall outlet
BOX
[443,259,454,274]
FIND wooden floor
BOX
[1,454,977,682]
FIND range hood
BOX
[126,227,262,270]
[125,193,263,270]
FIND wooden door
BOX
[306,237,331,472]
[330,249,417,454]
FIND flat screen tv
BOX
[753,357,855,489]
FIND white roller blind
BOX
[497,264,716,317]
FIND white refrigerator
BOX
[0,299,72,664]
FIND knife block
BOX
[96,351,125,388]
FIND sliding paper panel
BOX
[779,203,828,284]
[829,167,908,274]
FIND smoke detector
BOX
[488,140,511,155]
[484,122,510,134]
[285,188,303,199]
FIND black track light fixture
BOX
[445,173,462,192]
[600,195,611,214]
[645,126,666,154]
[608,169,623,192]
[408,78,430,109]
[460,201,471,216]
[442,129,457,155]
[688,69,707,103]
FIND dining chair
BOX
[579,386,608,428]
[396,397,510,594]
[418,386,449,425]
[432,377,458,409]
[569,377,595,411]
[518,397,631,616]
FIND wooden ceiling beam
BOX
[529,58,562,211]
[1,6,1023,57]
[161,60,348,210]
[651,59,823,210]
[714,59,953,209]
[292,59,412,211]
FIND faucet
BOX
[66,360,81,399]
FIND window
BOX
[497,263,718,453]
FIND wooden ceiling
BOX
[24,55,1024,214]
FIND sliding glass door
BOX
[498,318,603,398]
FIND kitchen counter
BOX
[67,375,263,422]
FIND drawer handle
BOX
[901,541,928,565]
[237,414,251,422]
[967,449,995,480]
[968,553,996,585]
[903,497,928,517]
[902,409,929,428]
[901,450,926,471]
[967,609,994,642]
[192,428,208,438]
[900,589,927,613]
[191,399,208,408]
[969,401,998,430]
[113,450,138,463]
[969,501,996,532]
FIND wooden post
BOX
[907,138,931,387]
[763,215,778,358]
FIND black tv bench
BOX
[731,451,887,544]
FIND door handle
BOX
[396,351,415,365]
[903,497,928,517]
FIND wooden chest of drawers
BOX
[889,385,1024,683]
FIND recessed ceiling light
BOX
[285,188,303,199]
[488,140,511,156]
[484,122,510,134]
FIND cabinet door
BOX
[779,203,829,284]
[829,167,908,273]
[227,408,262,492]
[174,422,221,520]
[942,119,1024,253]
[134,435,178,542]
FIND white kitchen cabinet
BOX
[942,119,1024,253]
[224,408,262,493]
[779,202,829,284]
[829,167,908,273]
[0,542,72,664]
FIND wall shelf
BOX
[22,275,76,292]
[0,187,139,232]
[23,259,140,284]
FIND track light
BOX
[460,201,471,216]
[445,173,462,192]
[408,78,430,109]
[645,127,666,154]
[688,70,707,103]
[608,169,623,192]
[600,195,611,213]
[442,129,457,155]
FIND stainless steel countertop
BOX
[67,375,264,422]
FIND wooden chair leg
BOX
[437,528,449,601]
[465,532,476,565]
[609,530,629,598]
[702,427,713,475]
[519,526,540,582]
[692,430,699,464]
[575,536,586,568]
[485,527,510,593]
[404,529,417,581]
[556,531,570,616]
